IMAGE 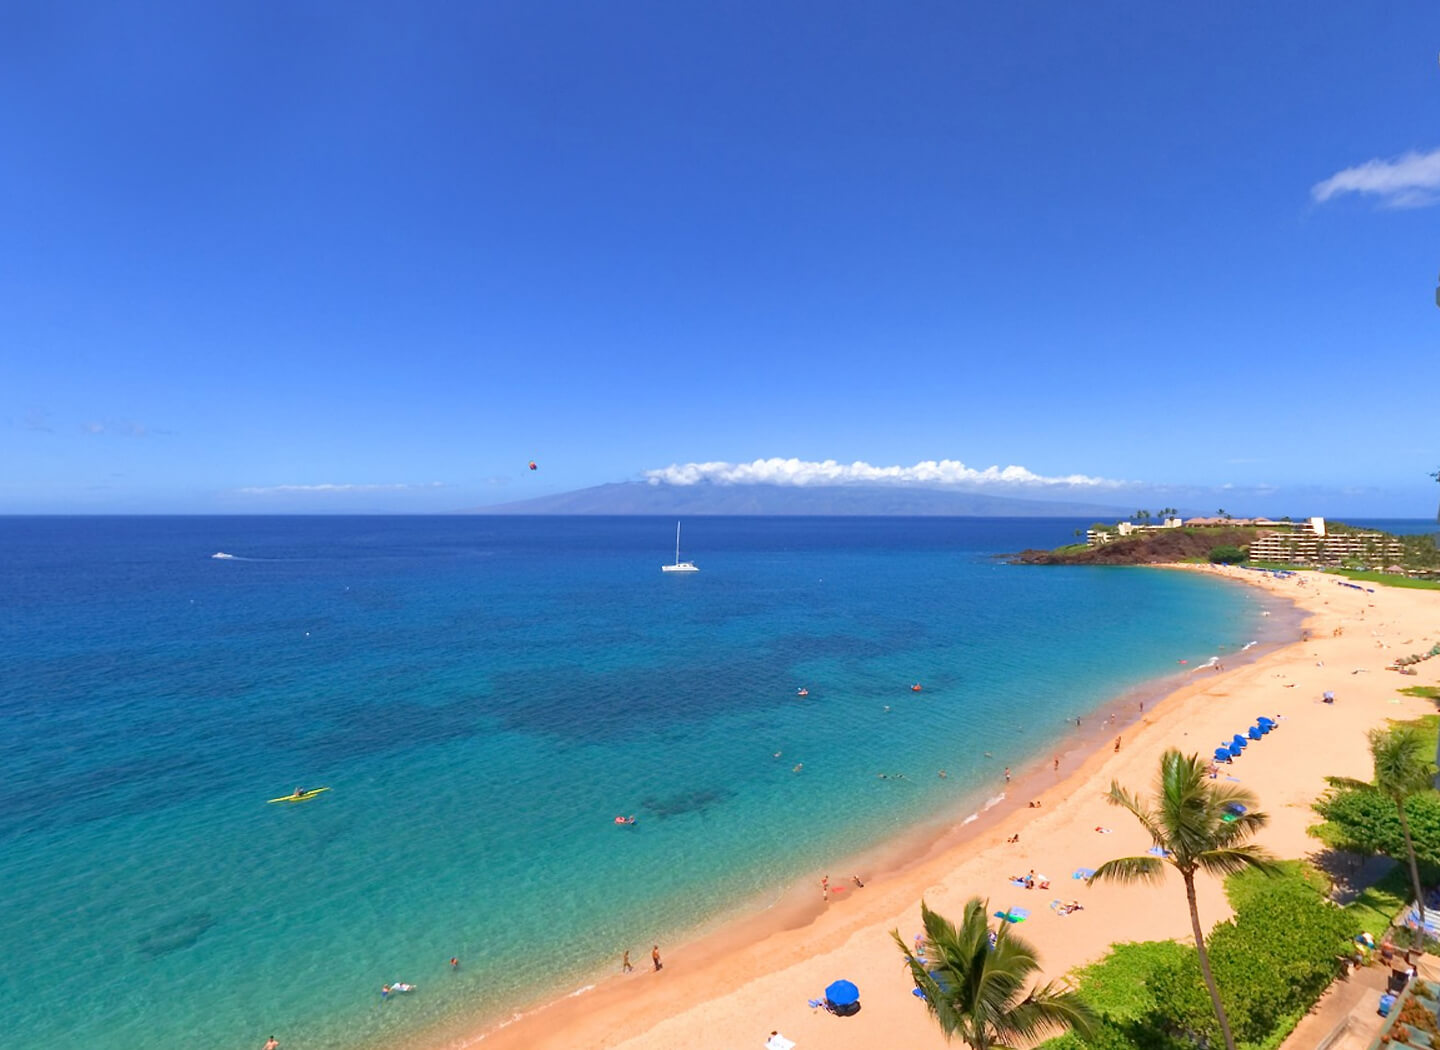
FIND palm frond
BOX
[1104,781,1164,843]
[1370,726,1436,800]
[896,897,1095,1047]
[1088,855,1165,886]
[1325,775,1373,793]
[1195,844,1280,879]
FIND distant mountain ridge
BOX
[473,482,1131,517]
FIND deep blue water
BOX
[0,516,1294,1049]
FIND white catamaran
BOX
[662,521,699,573]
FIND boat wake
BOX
[210,552,237,560]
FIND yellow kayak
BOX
[267,787,331,804]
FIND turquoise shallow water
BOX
[0,516,1287,1049]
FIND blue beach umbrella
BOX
[1231,734,1247,749]
[825,979,860,1007]
[1247,725,1263,740]
[1213,747,1232,763]
[1257,716,1275,727]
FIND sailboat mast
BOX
[675,521,681,564]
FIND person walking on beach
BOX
[1114,735,1122,752]
[1004,767,1011,783]
[652,945,662,971]
[622,949,632,972]
[821,874,829,901]
[1053,756,1059,772]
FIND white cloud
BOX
[1311,147,1440,208]
[643,458,1123,488]
[236,482,445,495]
[81,419,156,437]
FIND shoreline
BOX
[390,563,1424,1050]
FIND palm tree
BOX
[892,897,1096,1047]
[1333,726,1436,938]
[1088,749,1277,1050]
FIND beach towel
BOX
[765,1034,796,1050]
[1072,867,1095,879]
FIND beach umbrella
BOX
[1247,725,1263,740]
[824,979,860,1015]
[1227,742,1243,759]
[1257,715,1275,727]
[1213,747,1232,763]
[1231,734,1247,749]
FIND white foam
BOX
[210,552,236,560]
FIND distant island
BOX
[475,481,1130,517]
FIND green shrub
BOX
[1052,863,1359,1050]
[1208,545,1247,564]
[1311,784,1440,881]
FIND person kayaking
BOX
[292,787,305,799]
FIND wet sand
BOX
[435,566,1440,1050]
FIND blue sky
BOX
[3,3,1437,515]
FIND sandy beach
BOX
[449,566,1440,1050]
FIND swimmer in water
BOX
[793,763,803,772]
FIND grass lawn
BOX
[1347,864,1412,940]
[1328,569,1440,590]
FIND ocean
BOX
[0,515,1316,1049]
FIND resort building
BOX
[1085,515,1404,567]
[1248,520,1404,566]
